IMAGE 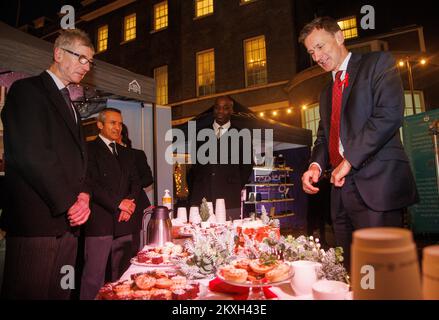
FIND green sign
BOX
[403,109,439,234]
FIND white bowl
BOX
[312,280,349,300]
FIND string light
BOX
[272,111,278,116]
[287,108,292,114]
[259,112,265,117]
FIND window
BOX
[154,1,168,31]
[196,49,215,96]
[337,16,358,40]
[154,65,168,105]
[244,36,267,87]
[302,104,320,142]
[97,25,108,52]
[404,91,424,116]
[195,0,213,18]
[124,13,136,42]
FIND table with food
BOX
[96,213,351,300]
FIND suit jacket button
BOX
[211,173,215,176]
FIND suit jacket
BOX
[83,137,140,237]
[311,52,418,211]
[1,71,88,236]
[187,123,253,209]
[131,148,153,233]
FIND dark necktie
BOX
[329,71,344,168]
[109,142,118,156]
[60,87,77,123]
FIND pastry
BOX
[265,262,291,282]
[222,267,248,283]
[249,259,278,274]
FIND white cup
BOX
[312,280,349,300]
[215,199,226,223]
[189,206,201,224]
[289,260,322,296]
[176,207,188,223]
[351,227,422,300]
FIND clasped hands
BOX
[301,159,352,194]
[68,192,91,226]
[118,198,136,222]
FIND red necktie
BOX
[329,71,344,168]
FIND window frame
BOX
[196,48,216,97]
[337,16,359,40]
[243,35,268,88]
[96,24,108,53]
[194,0,214,19]
[153,1,168,32]
[122,13,136,43]
[154,65,168,105]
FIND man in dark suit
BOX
[80,108,140,300]
[0,29,94,299]
[119,124,154,255]
[187,95,253,219]
[300,17,418,267]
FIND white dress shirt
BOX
[46,69,78,123]
[213,120,231,138]
[99,134,118,154]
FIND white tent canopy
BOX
[0,21,155,103]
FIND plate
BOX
[216,264,294,288]
[130,257,178,268]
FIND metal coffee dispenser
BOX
[145,206,172,247]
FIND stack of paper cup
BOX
[351,227,422,300]
[215,199,226,223]
[176,207,188,223]
[189,206,201,224]
[207,202,216,223]
[422,245,439,300]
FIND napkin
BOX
[209,277,277,300]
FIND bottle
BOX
[162,189,172,210]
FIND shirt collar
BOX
[46,69,66,90]
[99,134,117,151]
[331,52,352,81]
[213,121,231,131]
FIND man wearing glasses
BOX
[1,29,94,299]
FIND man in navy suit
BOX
[1,29,94,299]
[79,108,140,300]
[300,17,418,267]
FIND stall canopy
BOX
[0,21,155,103]
[174,98,313,150]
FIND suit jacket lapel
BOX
[341,53,362,112]
[321,83,332,139]
[40,72,83,147]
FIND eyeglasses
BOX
[61,48,95,68]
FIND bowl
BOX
[312,280,349,300]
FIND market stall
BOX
[0,21,173,204]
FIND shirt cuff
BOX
[309,162,322,176]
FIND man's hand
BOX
[331,159,352,187]
[118,210,132,222]
[302,164,321,194]
[68,192,91,226]
[118,199,136,215]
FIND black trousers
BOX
[331,174,403,271]
[79,234,132,300]
[1,232,77,300]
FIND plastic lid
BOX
[352,227,414,249]
[423,245,439,265]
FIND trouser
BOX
[79,234,132,300]
[1,232,77,300]
[331,175,404,271]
